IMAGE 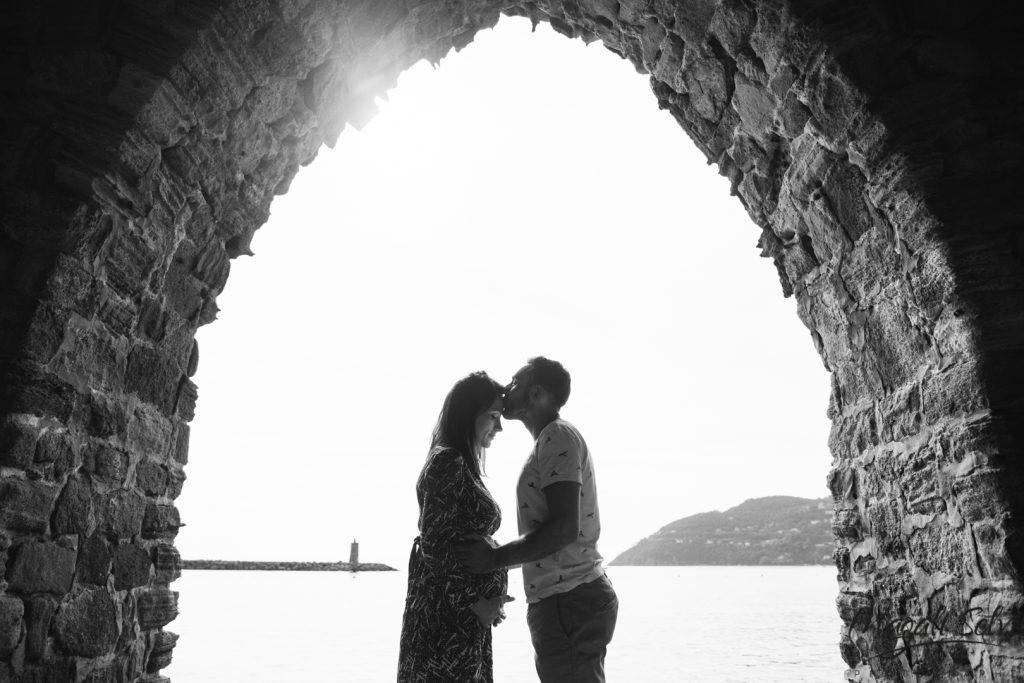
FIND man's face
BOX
[502,366,532,421]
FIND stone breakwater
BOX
[181,560,395,571]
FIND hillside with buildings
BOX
[611,496,834,566]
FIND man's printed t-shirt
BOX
[516,419,604,603]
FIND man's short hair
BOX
[526,356,571,408]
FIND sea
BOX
[165,566,844,682]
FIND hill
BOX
[610,496,834,566]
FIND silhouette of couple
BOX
[398,357,618,682]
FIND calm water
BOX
[166,566,843,682]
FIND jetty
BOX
[182,540,396,572]
[180,559,395,571]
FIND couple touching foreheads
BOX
[398,357,618,683]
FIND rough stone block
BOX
[137,589,178,630]
[779,232,819,288]
[864,299,927,391]
[127,406,173,461]
[146,630,178,673]
[778,90,810,137]
[136,461,168,496]
[0,478,60,534]
[877,384,922,443]
[34,428,74,469]
[186,340,199,377]
[853,553,876,575]
[828,403,878,462]
[113,544,152,590]
[682,43,730,121]
[126,346,181,415]
[23,302,66,365]
[866,500,905,556]
[839,226,900,306]
[163,319,198,376]
[822,161,872,244]
[163,265,204,322]
[99,491,147,540]
[194,241,230,293]
[990,655,1024,680]
[833,508,864,541]
[834,546,851,582]
[971,520,1018,579]
[52,321,127,393]
[84,443,129,484]
[54,589,118,657]
[920,360,987,426]
[0,416,38,469]
[142,505,180,540]
[100,214,162,296]
[953,469,1007,523]
[0,595,23,660]
[803,192,851,264]
[110,63,189,145]
[898,445,943,511]
[6,541,76,594]
[908,519,969,576]
[2,362,79,422]
[87,392,130,439]
[828,465,857,506]
[137,296,168,343]
[50,475,95,537]
[837,591,873,630]
[24,597,54,662]
[168,423,189,465]
[76,534,111,586]
[165,468,185,500]
[732,73,776,138]
[152,545,181,585]
[174,379,197,421]
[839,625,860,667]
[97,289,137,339]
[114,595,144,667]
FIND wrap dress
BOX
[398,446,508,682]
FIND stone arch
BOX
[1,1,1022,680]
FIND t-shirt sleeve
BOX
[537,424,584,489]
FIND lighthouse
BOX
[349,539,359,569]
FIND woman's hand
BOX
[469,595,515,628]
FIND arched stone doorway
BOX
[1,1,1021,681]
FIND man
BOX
[456,356,617,682]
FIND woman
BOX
[398,372,513,682]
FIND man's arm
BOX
[456,481,581,573]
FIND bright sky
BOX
[175,17,833,567]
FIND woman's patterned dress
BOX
[398,447,508,682]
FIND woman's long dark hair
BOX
[431,371,503,478]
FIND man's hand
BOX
[454,535,499,574]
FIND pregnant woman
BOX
[398,371,514,682]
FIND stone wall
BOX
[0,1,1021,680]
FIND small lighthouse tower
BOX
[349,539,359,570]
